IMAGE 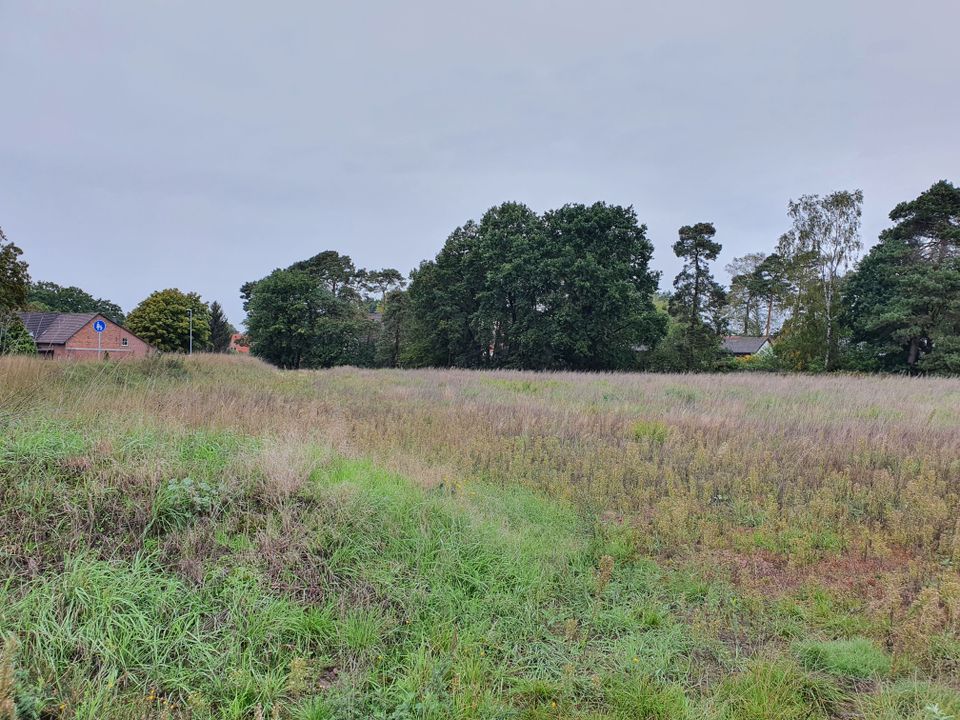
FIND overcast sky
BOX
[2,1,958,324]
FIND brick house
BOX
[228,332,250,354]
[17,312,154,360]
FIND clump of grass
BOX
[604,675,691,719]
[795,637,891,679]
[856,680,960,720]
[632,418,669,444]
[664,385,701,404]
[485,377,559,395]
[0,635,16,720]
[712,658,843,720]
[149,476,220,534]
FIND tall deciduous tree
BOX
[403,202,665,370]
[475,202,551,368]
[726,253,767,335]
[405,222,487,367]
[845,180,960,373]
[208,301,236,353]
[0,227,30,313]
[542,203,664,370]
[781,190,863,370]
[0,227,34,355]
[28,281,125,324]
[242,250,387,368]
[126,289,211,353]
[244,268,370,368]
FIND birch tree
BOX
[785,190,863,370]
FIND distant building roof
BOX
[17,312,99,345]
[722,336,772,355]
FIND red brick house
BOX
[228,332,250,354]
[17,312,154,360]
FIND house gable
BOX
[17,312,155,359]
[722,335,773,356]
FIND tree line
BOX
[1,179,957,373]
[0,236,239,355]
[239,180,958,374]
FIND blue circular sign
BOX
[93,320,106,333]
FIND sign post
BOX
[93,319,106,359]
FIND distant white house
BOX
[722,335,773,357]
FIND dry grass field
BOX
[1,355,958,719]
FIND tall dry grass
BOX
[2,354,959,715]
[4,355,958,567]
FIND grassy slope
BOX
[0,356,957,719]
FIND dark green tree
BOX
[0,314,35,355]
[751,252,790,337]
[404,202,665,370]
[244,268,371,368]
[404,222,487,367]
[845,180,960,373]
[27,281,125,324]
[289,250,361,299]
[126,289,211,353]
[475,202,552,368]
[541,203,665,370]
[362,268,406,308]
[375,288,410,367]
[664,222,727,370]
[0,227,30,312]
[208,301,236,353]
[0,227,34,355]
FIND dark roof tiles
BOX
[722,336,771,354]
[16,312,100,345]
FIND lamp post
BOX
[188,308,193,355]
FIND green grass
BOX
[1,356,959,718]
[795,637,891,679]
[631,419,669,444]
[712,659,843,720]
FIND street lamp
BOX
[188,309,193,355]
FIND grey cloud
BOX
[2,0,957,323]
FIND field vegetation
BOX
[1,355,959,719]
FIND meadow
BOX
[0,355,958,719]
